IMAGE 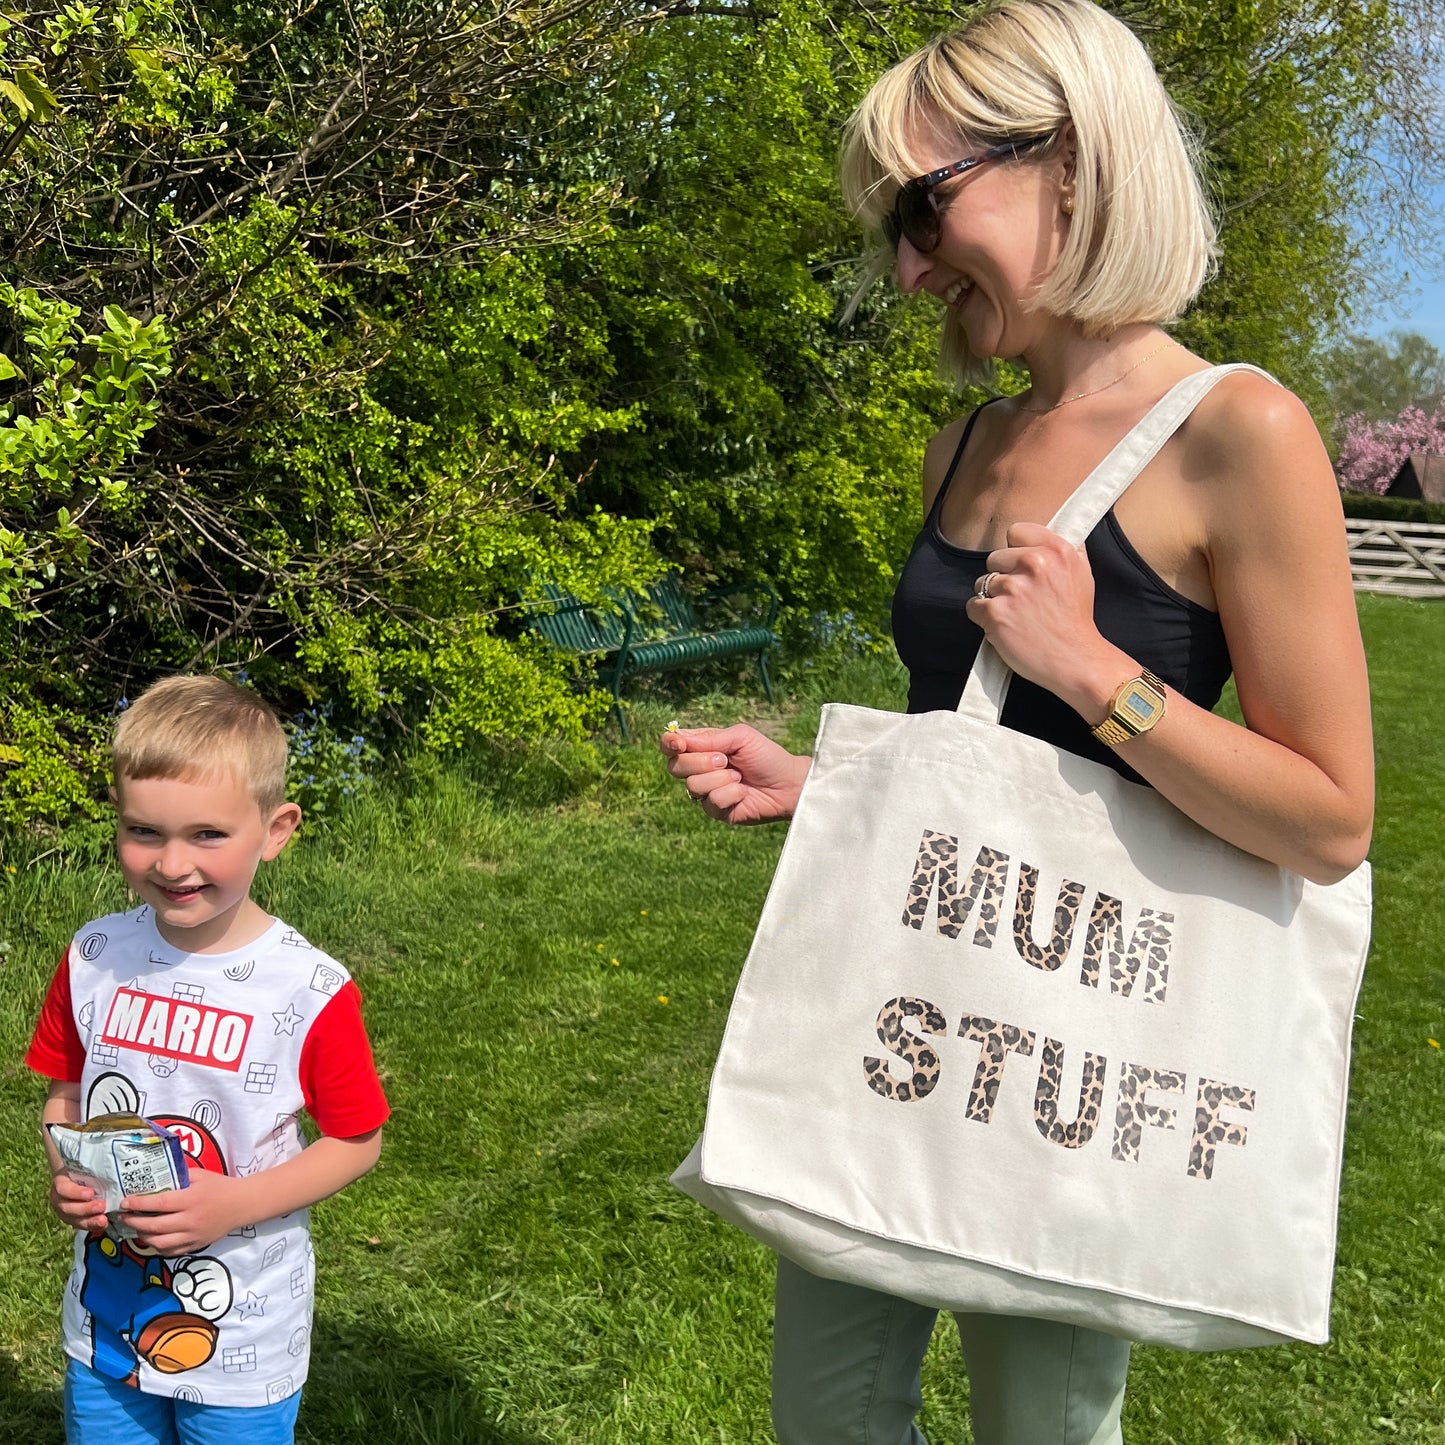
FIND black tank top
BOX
[891,402,1232,785]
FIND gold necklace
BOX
[1016,339,1174,415]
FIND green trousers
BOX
[771,1257,1131,1445]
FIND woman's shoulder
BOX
[921,396,1014,509]
[924,410,976,471]
[921,410,978,513]
[1182,366,1322,469]
[1177,364,1341,540]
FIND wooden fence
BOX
[1345,518,1445,598]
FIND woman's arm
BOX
[660,724,813,825]
[971,374,1373,884]
[661,418,979,821]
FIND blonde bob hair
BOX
[840,0,1217,383]
[113,674,289,814]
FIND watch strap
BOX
[1092,714,1137,747]
[1091,668,1167,746]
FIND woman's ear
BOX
[1054,122,1078,216]
[1056,120,1078,186]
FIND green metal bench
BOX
[525,574,780,739]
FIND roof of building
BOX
[1386,452,1445,502]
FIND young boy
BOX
[25,675,389,1444]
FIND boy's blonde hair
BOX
[840,0,1217,383]
[112,675,288,814]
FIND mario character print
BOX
[78,1073,234,1385]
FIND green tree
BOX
[0,0,696,794]
[536,0,973,638]
[1,0,1439,824]
[530,0,1435,624]
[1115,0,1414,414]
[1323,330,1445,428]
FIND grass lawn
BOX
[1,591,1442,1443]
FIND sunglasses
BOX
[882,135,1054,254]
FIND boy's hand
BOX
[119,1171,246,1257]
[50,1171,109,1234]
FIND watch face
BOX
[1121,686,1164,726]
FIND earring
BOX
[1061,193,1075,215]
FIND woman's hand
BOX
[965,522,1124,716]
[660,724,812,825]
[50,1171,109,1234]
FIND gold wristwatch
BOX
[1090,667,1167,746]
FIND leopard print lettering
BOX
[1078,894,1173,1004]
[1188,1077,1256,1180]
[957,1014,1036,1124]
[1138,911,1174,1006]
[863,996,948,1104]
[1078,892,1120,991]
[1033,1037,1108,1148]
[901,830,957,931]
[899,831,1009,948]
[1012,864,1086,972]
[1111,1062,1186,1162]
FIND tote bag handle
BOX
[956,363,1272,726]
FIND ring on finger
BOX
[974,570,1000,600]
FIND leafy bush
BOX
[1338,491,1445,525]
[285,706,380,823]
[0,0,1432,827]
[0,694,107,830]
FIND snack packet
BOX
[49,1112,189,1239]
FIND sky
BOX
[1367,270,1445,352]
[1362,180,1445,351]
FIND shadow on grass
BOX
[0,1352,62,1445]
[0,1328,548,1445]
[301,1318,551,1445]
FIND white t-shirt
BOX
[27,905,388,1408]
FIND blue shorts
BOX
[64,1358,302,1445]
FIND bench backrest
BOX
[644,574,699,634]
[529,574,706,652]
[528,583,631,653]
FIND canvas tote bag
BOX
[674,364,1372,1351]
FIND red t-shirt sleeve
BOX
[25,950,85,1082]
[299,980,389,1138]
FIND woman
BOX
[662,1,1373,1440]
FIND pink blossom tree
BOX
[1336,402,1445,494]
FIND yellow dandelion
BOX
[596,944,604,952]
[640,910,648,916]
[611,958,620,967]
[1429,1039,1440,1049]
[658,995,670,1004]
[4,866,14,875]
